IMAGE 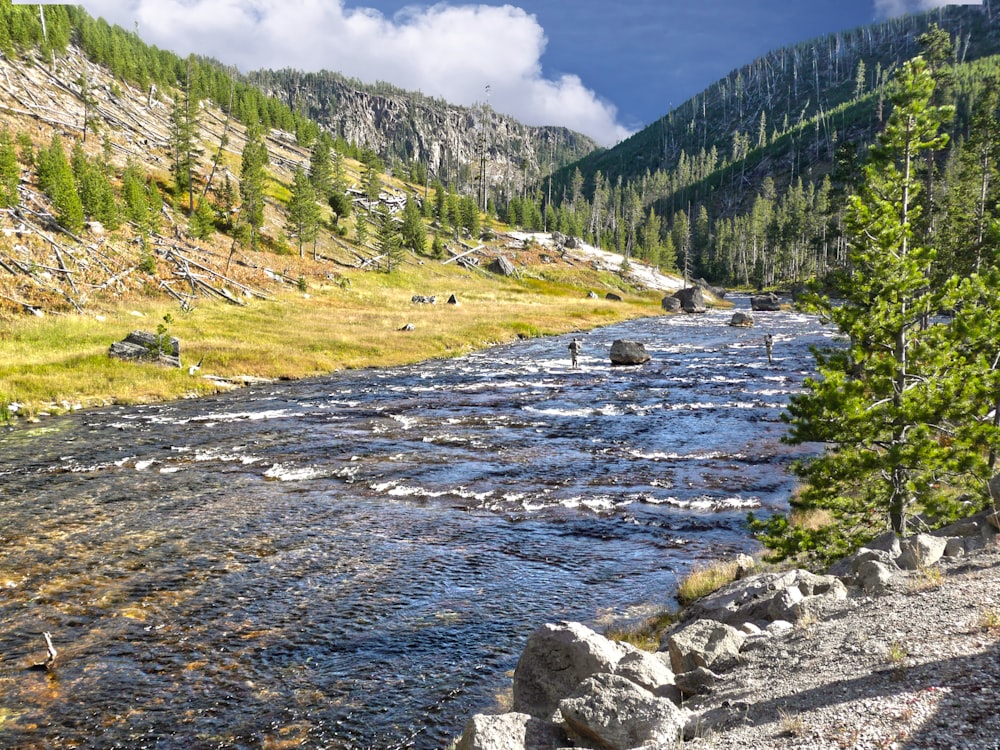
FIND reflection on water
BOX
[0,298,833,748]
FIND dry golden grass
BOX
[0,258,664,418]
[676,560,740,606]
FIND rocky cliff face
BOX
[246,69,599,192]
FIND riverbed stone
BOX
[558,673,686,750]
[610,339,650,365]
[456,712,566,750]
[678,569,847,627]
[511,621,628,720]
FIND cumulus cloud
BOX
[874,0,983,18]
[78,0,632,145]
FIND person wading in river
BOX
[568,338,582,369]
[764,333,773,365]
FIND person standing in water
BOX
[764,334,773,365]
[568,338,582,368]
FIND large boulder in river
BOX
[512,621,628,720]
[610,339,651,366]
[729,311,754,328]
[696,278,727,298]
[750,292,782,311]
[661,295,682,313]
[672,287,706,313]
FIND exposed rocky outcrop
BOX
[246,70,599,197]
[456,509,1000,750]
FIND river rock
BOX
[696,278,727,298]
[666,619,746,674]
[672,286,706,313]
[610,339,650,365]
[558,673,687,750]
[728,311,754,328]
[511,621,628,720]
[611,648,678,700]
[750,292,782,311]
[678,569,847,628]
[661,295,681,312]
[108,330,181,368]
[456,712,566,750]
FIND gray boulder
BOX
[456,713,566,750]
[750,292,781,311]
[696,278,727,298]
[611,647,678,701]
[511,621,628,720]
[673,666,723,698]
[897,533,949,570]
[680,569,847,628]
[661,295,682,312]
[666,618,746,674]
[728,311,754,328]
[610,339,651,366]
[108,330,181,368]
[488,256,516,277]
[856,559,898,594]
[672,286,706,313]
[559,673,686,750]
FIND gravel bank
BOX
[682,544,1000,750]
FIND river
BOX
[0,298,834,749]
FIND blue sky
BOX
[78,0,982,145]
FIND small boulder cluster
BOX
[456,509,999,750]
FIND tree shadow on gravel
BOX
[715,630,1000,748]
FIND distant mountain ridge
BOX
[245,68,600,196]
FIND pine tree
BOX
[286,165,321,258]
[238,121,269,250]
[169,63,203,213]
[758,57,959,562]
[375,203,402,273]
[400,195,426,254]
[0,127,19,207]
[308,135,334,202]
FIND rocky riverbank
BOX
[455,510,1000,749]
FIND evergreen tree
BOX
[169,64,203,213]
[757,57,959,563]
[286,165,321,258]
[308,135,334,202]
[189,198,217,240]
[0,127,19,207]
[238,121,269,250]
[400,195,426,254]
[375,203,402,273]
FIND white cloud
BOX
[78,0,632,146]
[874,0,983,18]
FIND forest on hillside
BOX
[525,4,1000,289]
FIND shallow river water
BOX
[0,298,834,749]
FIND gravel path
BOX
[681,545,1000,750]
